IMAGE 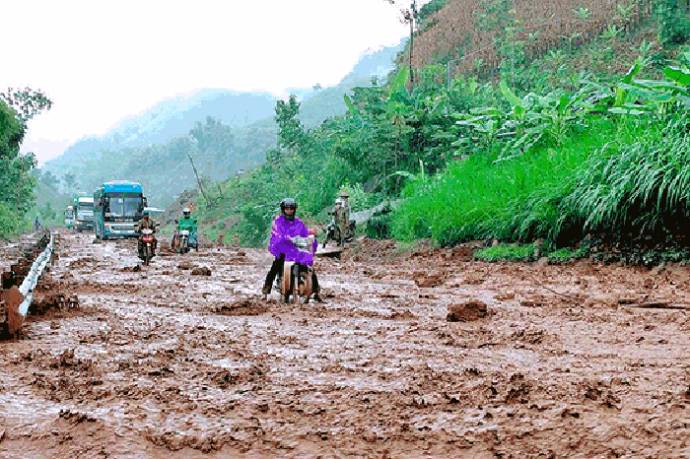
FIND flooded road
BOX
[1,233,689,457]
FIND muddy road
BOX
[1,233,689,458]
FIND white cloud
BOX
[1,0,408,163]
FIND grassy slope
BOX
[391,17,690,248]
[392,118,615,245]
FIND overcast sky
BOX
[1,0,409,163]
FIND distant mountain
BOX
[41,39,405,207]
[298,40,405,127]
[45,90,277,172]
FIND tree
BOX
[0,87,52,122]
[656,0,690,46]
[0,99,23,160]
[0,93,49,237]
[62,172,77,193]
[190,117,235,164]
[41,170,60,190]
[275,95,306,152]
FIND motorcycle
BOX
[323,219,356,248]
[176,229,190,254]
[139,229,156,265]
[280,236,315,304]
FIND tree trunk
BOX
[186,152,210,205]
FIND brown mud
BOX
[0,233,689,457]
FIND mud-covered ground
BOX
[1,232,689,458]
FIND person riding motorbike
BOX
[136,210,157,258]
[172,207,198,251]
[262,198,323,302]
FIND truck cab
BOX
[74,196,95,232]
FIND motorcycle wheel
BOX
[302,276,313,305]
[143,245,151,266]
[291,267,300,305]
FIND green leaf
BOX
[343,94,359,116]
[676,95,690,107]
[608,107,646,116]
[633,79,683,92]
[558,94,571,114]
[622,60,642,84]
[499,81,525,109]
[664,66,690,87]
[389,67,410,97]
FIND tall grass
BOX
[391,118,614,245]
[566,116,690,240]
[393,120,614,245]
[393,113,690,246]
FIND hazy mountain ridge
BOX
[40,40,405,207]
[46,90,278,171]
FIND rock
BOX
[121,265,141,273]
[413,271,446,288]
[446,301,489,322]
[191,266,212,276]
[536,257,550,267]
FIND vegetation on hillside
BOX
[411,0,662,76]
[0,88,52,237]
[182,1,690,254]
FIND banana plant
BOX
[607,52,690,115]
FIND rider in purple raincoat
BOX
[262,198,322,301]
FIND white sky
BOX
[1,0,409,163]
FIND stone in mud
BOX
[536,257,550,267]
[214,299,267,316]
[446,300,488,322]
[191,266,212,276]
[29,291,79,316]
[413,271,446,288]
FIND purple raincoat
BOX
[268,215,317,266]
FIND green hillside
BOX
[177,1,690,256]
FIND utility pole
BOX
[403,1,418,86]
[386,0,419,86]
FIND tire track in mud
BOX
[0,233,689,457]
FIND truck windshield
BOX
[107,195,142,218]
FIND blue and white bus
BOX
[93,181,147,239]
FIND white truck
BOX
[74,196,95,232]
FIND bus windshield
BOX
[107,194,143,218]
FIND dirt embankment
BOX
[0,233,689,458]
